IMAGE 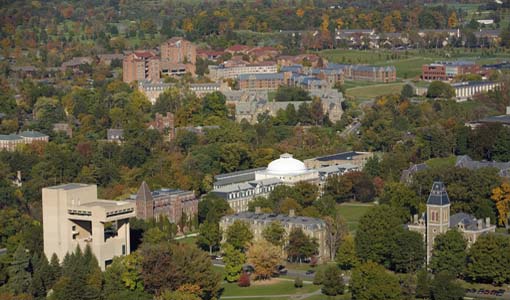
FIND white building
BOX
[451,81,501,101]
[43,184,135,270]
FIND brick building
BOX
[134,181,198,226]
[238,72,291,90]
[422,61,480,81]
[160,37,196,76]
[122,51,160,83]
[330,64,396,82]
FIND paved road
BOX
[221,287,322,299]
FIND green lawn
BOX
[425,156,457,169]
[337,203,375,234]
[220,279,319,298]
[346,82,405,101]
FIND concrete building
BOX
[122,51,160,83]
[408,182,496,263]
[451,81,501,101]
[0,130,49,151]
[208,61,278,81]
[421,61,480,81]
[42,184,135,270]
[212,153,357,212]
[134,181,198,226]
[219,210,329,261]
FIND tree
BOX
[400,84,414,100]
[380,182,421,216]
[429,230,467,277]
[351,261,402,300]
[48,253,61,288]
[202,92,227,119]
[198,194,231,223]
[324,212,348,261]
[225,220,253,251]
[157,290,201,300]
[7,245,32,295]
[430,271,464,300]
[390,230,425,273]
[416,269,431,299]
[426,81,455,99]
[466,234,510,285]
[197,221,222,255]
[30,253,52,299]
[141,243,220,299]
[321,265,344,296]
[262,221,286,248]
[355,205,405,267]
[294,277,303,288]
[336,234,359,270]
[286,228,318,263]
[491,182,510,228]
[238,272,250,287]
[246,240,282,280]
[223,243,246,283]
[448,12,458,28]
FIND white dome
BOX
[266,153,307,175]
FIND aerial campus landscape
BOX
[1,0,510,299]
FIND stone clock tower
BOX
[426,181,450,264]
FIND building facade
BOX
[122,51,160,83]
[138,80,221,104]
[0,131,49,151]
[134,181,198,226]
[407,182,496,263]
[42,184,135,270]
[208,61,278,81]
[219,210,329,261]
[238,73,289,90]
[422,61,480,81]
[330,64,396,82]
[451,81,500,101]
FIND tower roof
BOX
[136,181,153,202]
[427,181,450,206]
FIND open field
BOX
[220,278,319,298]
[346,82,405,100]
[337,202,375,233]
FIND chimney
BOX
[288,209,295,217]
[485,217,490,226]
[507,106,510,115]
[17,170,21,181]
[477,219,483,229]
[413,214,418,224]
[255,206,261,214]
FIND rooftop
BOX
[47,183,92,190]
[311,151,369,162]
[427,181,450,206]
[222,211,325,228]
[19,130,48,138]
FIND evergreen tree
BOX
[416,269,431,299]
[321,265,344,296]
[31,253,52,299]
[48,253,62,288]
[8,245,32,295]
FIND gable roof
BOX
[136,181,153,202]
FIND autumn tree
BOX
[448,12,458,29]
[491,182,510,228]
[286,228,318,263]
[246,240,282,280]
[324,212,348,261]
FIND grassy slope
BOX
[346,82,405,100]
[220,280,319,297]
[337,202,375,234]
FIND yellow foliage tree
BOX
[246,240,282,280]
[491,182,510,228]
[183,18,193,33]
[382,15,395,33]
[296,8,305,18]
[336,18,344,30]
[321,14,330,33]
[448,12,458,28]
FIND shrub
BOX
[294,277,303,288]
[238,272,250,287]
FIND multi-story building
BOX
[407,182,496,263]
[220,209,329,261]
[208,61,278,81]
[238,73,290,90]
[451,81,500,101]
[134,181,198,225]
[160,37,196,76]
[42,184,135,270]
[138,80,221,104]
[212,153,357,212]
[330,64,396,82]
[422,61,480,81]
[0,130,49,151]
[122,51,160,83]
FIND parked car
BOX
[305,270,315,275]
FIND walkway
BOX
[221,288,322,299]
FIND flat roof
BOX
[79,200,129,208]
[47,183,91,190]
[311,151,369,162]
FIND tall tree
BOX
[491,182,510,228]
[8,245,32,295]
[430,271,464,300]
[336,234,359,270]
[466,234,510,285]
[321,265,344,296]
[246,240,282,280]
[225,220,253,252]
[197,221,222,255]
[262,221,286,248]
[324,212,348,261]
[286,228,318,263]
[390,230,425,273]
[223,243,245,283]
[429,230,467,277]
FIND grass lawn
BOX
[337,202,375,234]
[306,293,351,300]
[346,82,405,101]
[220,279,319,297]
[425,156,457,169]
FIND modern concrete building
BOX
[451,81,501,101]
[219,210,329,261]
[42,184,135,270]
[407,182,496,263]
[134,182,198,226]
[0,130,49,151]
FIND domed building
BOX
[255,153,319,184]
[212,152,359,213]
